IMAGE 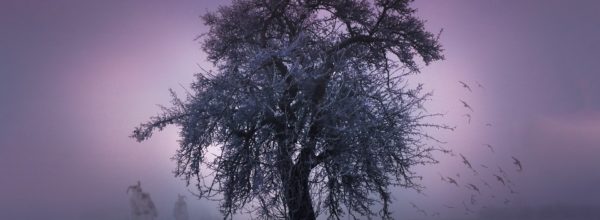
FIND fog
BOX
[1,0,600,219]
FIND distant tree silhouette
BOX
[127,181,158,220]
[132,0,444,219]
[173,194,189,220]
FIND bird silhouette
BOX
[448,150,457,157]
[462,201,475,214]
[463,114,472,124]
[480,164,489,169]
[466,183,481,194]
[439,173,447,182]
[476,81,485,89]
[446,176,459,187]
[485,123,493,127]
[482,144,494,153]
[459,99,474,112]
[459,81,472,92]
[409,202,428,216]
[470,194,477,205]
[459,154,473,169]
[481,179,492,188]
[494,174,506,186]
[498,166,507,175]
[512,156,523,172]
[498,167,515,186]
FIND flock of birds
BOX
[408,80,525,217]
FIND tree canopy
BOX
[132,0,444,219]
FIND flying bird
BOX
[446,177,459,187]
[497,167,514,185]
[512,156,523,172]
[459,81,472,92]
[494,174,505,186]
[439,173,447,182]
[409,202,428,216]
[448,150,457,157]
[466,183,481,194]
[476,81,485,89]
[459,99,474,112]
[485,123,493,127]
[463,114,472,124]
[460,154,473,169]
[480,164,489,169]
[462,201,475,214]
[444,204,455,209]
[483,144,494,153]
[481,179,492,188]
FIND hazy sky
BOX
[1,1,599,219]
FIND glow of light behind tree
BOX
[132,0,445,219]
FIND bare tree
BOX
[131,0,444,219]
[173,194,189,220]
[127,181,158,220]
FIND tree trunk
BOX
[285,162,316,220]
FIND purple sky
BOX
[1,0,599,219]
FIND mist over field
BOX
[2,0,600,219]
